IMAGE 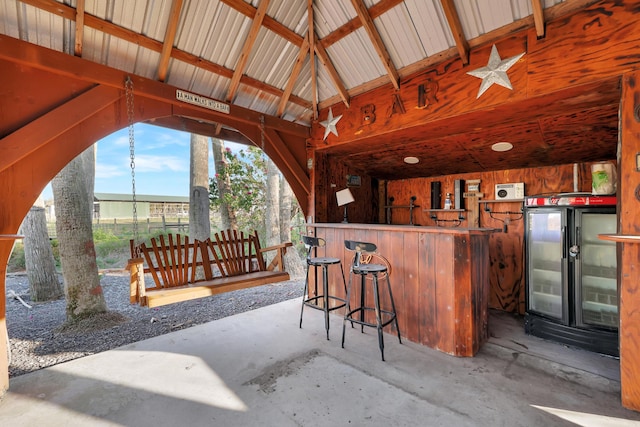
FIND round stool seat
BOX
[308,256,341,266]
[353,263,387,274]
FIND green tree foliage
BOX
[210,146,266,233]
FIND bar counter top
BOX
[310,222,498,235]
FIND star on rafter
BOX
[467,44,525,98]
[320,108,342,140]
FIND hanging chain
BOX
[260,115,266,153]
[260,115,267,172]
[125,76,140,255]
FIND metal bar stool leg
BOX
[386,274,402,344]
[322,265,330,340]
[299,263,311,329]
[341,268,354,349]
[359,273,366,333]
[372,273,385,361]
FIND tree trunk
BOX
[279,176,304,278]
[265,158,280,248]
[211,137,238,230]
[189,133,211,241]
[20,206,63,301]
[190,134,211,280]
[52,145,107,322]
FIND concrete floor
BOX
[1,299,639,427]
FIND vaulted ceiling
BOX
[1,0,617,180]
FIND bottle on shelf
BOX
[444,193,452,210]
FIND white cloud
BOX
[133,155,188,172]
[95,163,126,179]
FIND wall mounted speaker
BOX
[431,181,441,209]
[454,179,465,210]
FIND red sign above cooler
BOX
[525,194,617,207]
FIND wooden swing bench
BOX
[127,229,292,308]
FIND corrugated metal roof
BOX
[1,0,572,126]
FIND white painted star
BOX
[467,44,525,98]
[320,108,342,140]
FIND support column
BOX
[619,70,640,411]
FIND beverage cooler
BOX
[524,194,619,356]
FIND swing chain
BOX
[125,76,140,256]
[260,115,265,153]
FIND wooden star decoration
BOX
[467,44,525,98]
[320,108,342,140]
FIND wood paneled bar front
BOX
[308,223,496,357]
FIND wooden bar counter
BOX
[308,223,496,357]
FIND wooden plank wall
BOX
[313,225,491,356]
[314,153,378,224]
[317,161,615,315]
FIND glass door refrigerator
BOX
[524,194,618,356]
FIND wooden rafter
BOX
[219,0,303,47]
[0,85,121,174]
[320,0,403,48]
[157,0,184,82]
[440,0,469,65]
[0,35,309,138]
[73,0,85,56]
[277,33,310,117]
[308,0,318,120]
[531,0,546,38]
[350,0,399,90]
[314,34,350,108]
[226,0,271,103]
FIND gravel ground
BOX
[4,272,304,378]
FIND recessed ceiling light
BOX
[492,142,513,152]
[404,156,419,164]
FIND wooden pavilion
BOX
[1,0,640,411]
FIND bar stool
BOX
[299,235,348,340]
[342,240,401,361]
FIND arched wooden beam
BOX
[0,34,310,394]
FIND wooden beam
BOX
[226,0,270,103]
[320,0,403,48]
[350,0,400,90]
[146,116,254,146]
[74,0,85,56]
[309,0,318,119]
[278,33,310,117]
[219,0,304,46]
[314,34,350,108]
[0,85,121,174]
[157,0,184,82]
[440,0,469,65]
[264,127,311,197]
[531,0,546,38]
[0,34,309,139]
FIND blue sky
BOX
[42,123,241,200]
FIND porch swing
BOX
[124,77,292,308]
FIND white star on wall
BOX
[320,108,342,140]
[467,44,525,98]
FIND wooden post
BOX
[619,70,640,411]
[126,257,146,305]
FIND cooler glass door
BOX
[575,211,618,329]
[526,208,568,322]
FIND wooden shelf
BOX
[423,208,465,212]
[384,205,420,209]
[598,234,640,243]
